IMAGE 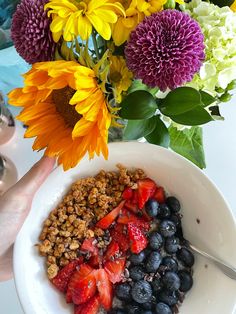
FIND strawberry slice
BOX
[110,224,129,252]
[81,238,98,255]
[51,257,83,293]
[122,187,133,200]
[125,200,139,213]
[137,178,156,209]
[118,209,150,231]
[96,200,125,229]
[104,257,126,284]
[66,264,93,303]
[88,254,103,268]
[94,269,113,310]
[153,186,166,204]
[104,240,119,261]
[127,223,148,254]
[74,295,100,314]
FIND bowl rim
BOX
[13,141,236,313]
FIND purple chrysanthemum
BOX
[125,10,205,92]
[11,0,56,64]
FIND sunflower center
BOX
[110,71,122,83]
[52,86,82,129]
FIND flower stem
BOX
[92,30,100,60]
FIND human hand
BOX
[0,156,55,281]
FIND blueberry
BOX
[131,280,153,304]
[149,232,163,250]
[130,251,146,265]
[155,302,172,314]
[146,251,162,273]
[142,296,156,310]
[165,236,180,254]
[158,204,171,219]
[166,196,181,213]
[159,220,176,238]
[161,257,178,272]
[151,277,162,293]
[142,311,153,314]
[126,304,140,314]
[177,248,195,267]
[169,214,181,227]
[129,266,145,281]
[115,283,132,301]
[158,290,178,306]
[145,199,160,217]
[178,270,193,292]
[162,271,180,291]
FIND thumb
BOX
[11,156,56,197]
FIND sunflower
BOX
[8,61,111,170]
[45,0,125,42]
[109,55,133,103]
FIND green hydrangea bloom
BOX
[182,0,236,95]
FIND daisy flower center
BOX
[52,86,82,129]
[110,71,122,83]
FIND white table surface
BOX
[1,94,236,313]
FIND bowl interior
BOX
[14,142,236,314]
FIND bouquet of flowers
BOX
[8,0,236,170]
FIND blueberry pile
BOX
[110,196,194,314]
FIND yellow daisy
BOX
[8,61,111,170]
[112,0,166,46]
[109,55,133,103]
[45,0,125,42]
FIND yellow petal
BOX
[50,16,66,33]
[77,14,93,40]
[72,119,95,138]
[87,13,111,40]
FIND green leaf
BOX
[145,116,170,148]
[128,80,158,96]
[200,91,216,107]
[159,87,201,116]
[169,126,206,169]
[170,106,213,126]
[123,117,156,140]
[119,90,157,120]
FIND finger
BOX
[11,156,56,196]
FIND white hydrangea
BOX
[181,0,236,95]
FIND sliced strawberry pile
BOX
[50,177,164,314]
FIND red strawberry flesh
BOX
[51,257,83,293]
[66,264,95,304]
[122,187,133,200]
[74,295,100,314]
[96,200,125,229]
[137,178,156,209]
[104,257,126,284]
[127,223,148,254]
[94,269,113,310]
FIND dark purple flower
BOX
[125,10,205,92]
[11,0,56,64]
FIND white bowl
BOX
[14,142,236,314]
